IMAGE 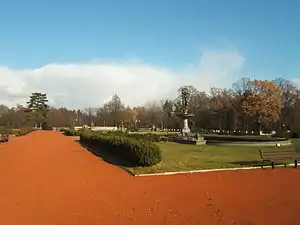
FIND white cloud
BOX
[0,48,245,109]
[290,78,300,88]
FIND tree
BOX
[273,78,299,132]
[144,101,164,128]
[240,80,282,134]
[26,92,49,128]
[210,87,236,132]
[176,85,200,113]
[84,107,97,127]
[107,94,124,126]
[47,107,76,128]
[119,107,137,129]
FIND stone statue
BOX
[174,87,195,135]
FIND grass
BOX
[125,139,300,175]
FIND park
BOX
[1,78,300,224]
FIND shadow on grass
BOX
[230,160,265,167]
[231,160,288,167]
[74,140,136,176]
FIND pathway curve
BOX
[0,131,299,225]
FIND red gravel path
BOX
[0,131,300,225]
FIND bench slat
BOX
[263,157,296,161]
[260,148,297,160]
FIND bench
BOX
[0,134,9,143]
[259,147,298,169]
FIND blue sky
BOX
[0,0,299,107]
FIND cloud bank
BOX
[0,48,245,109]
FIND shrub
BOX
[80,132,162,166]
[64,129,80,136]
[127,133,161,142]
[63,129,76,136]
[128,127,138,132]
[15,128,33,137]
[272,131,299,139]
[0,126,11,135]
[64,128,91,136]
[59,128,68,133]
[41,122,53,130]
[105,132,162,142]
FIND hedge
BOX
[0,126,12,135]
[107,132,166,142]
[80,132,162,166]
[14,128,33,137]
[63,129,88,136]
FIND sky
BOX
[0,0,299,108]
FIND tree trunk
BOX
[255,119,261,136]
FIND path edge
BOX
[134,164,296,177]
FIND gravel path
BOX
[0,131,299,225]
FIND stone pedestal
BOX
[182,118,190,134]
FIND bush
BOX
[63,129,76,136]
[41,122,53,130]
[64,128,91,136]
[127,127,138,132]
[80,132,162,166]
[14,128,33,136]
[59,128,68,133]
[105,131,163,142]
[0,126,11,135]
[272,131,299,139]
[127,133,161,142]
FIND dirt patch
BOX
[0,131,299,225]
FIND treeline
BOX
[0,77,300,137]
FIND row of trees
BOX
[0,77,300,136]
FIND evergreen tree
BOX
[26,93,49,128]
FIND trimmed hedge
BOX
[14,128,33,137]
[80,132,162,166]
[63,129,88,136]
[0,126,11,135]
[107,132,166,142]
[125,133,161,142]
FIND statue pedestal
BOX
[182,118,190,134]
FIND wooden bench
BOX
[259,147,298,169]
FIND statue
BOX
[165,88,206,145]
[171,87,195,135]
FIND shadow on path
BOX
[74,140,136,176]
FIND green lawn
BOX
[125,139,300,175]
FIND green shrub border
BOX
[15,129,34,137]
[80,132,162,167]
